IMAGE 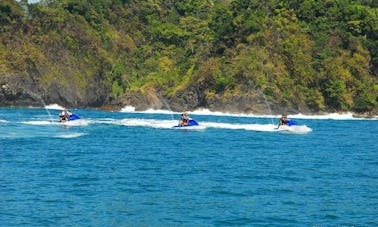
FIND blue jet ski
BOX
[59,114,80,122]
[275,119,298,130]
[69,114,80,121]
[286,119,297,126]
[174,119,199,128]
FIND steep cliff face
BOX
[0,0,377,115]
[0,75,38,106]
[0,71,373,116]
[110,81,306,115]
[0,72,110,108]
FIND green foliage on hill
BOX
[1,0,377,113]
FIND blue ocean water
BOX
[0,107,377,226]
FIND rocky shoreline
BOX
[1,78,377,118]
[2,100,377,120]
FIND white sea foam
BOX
[44,104,64,110]
[21,120,53,125]
[275,125,313,134]
[143,108,179,114]
[99,117,311,133]
[54,132,86,138]
[120,105,136,112]
[97,117,205,129]
[199,122,313,133]
[287,112,356,120]
[173,125,207,130]
[0,119,9,123]
[200,122,252,130]
[114,118,178,129]
[191,108,244,117]
[120,106,179,115]
[58,119,89,126]
[21,119,89,126]
[19,114,311,134]
[119,106,377,120]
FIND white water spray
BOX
[255,88,275,125]
[25,90,54,122]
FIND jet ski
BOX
[173,119,199,128]
[275,119,298,130]
[59,114,80,122]
[286,119,297,126]
[69,114,80,121]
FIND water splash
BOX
[255,88,275,125]
[157,94,175,120]
[95,117,312,134]
[25,90,55,122]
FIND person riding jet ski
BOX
[59,108,72,122]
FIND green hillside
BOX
[0,0,377,114]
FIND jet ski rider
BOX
[278,114,289,126]
[59,107,72,122]
[179,112,190,126]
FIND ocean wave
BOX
[58,119,89,126]
[54,132,87,138]
[44,104,64,110]
[111,118,177,129]
[21,119,89,126]
[120,106,136,112]
[275,125,313,134]
[20,120,53,125]
[96,117,311,133]
[119,106,377,120]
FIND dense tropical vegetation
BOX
[0,0,377,114]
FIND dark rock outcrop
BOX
[0,72,110,108]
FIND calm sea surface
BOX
[1,107,377,226]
